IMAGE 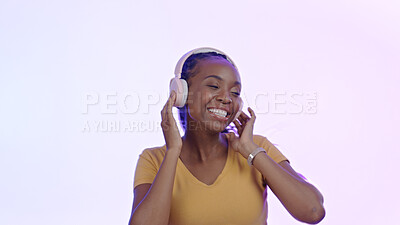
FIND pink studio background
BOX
[1,0,399,224]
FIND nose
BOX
[216,91,232,104]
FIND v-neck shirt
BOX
[134,134,288,225]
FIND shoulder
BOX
[138,145,167,167]
[252,134,288,163]
[141,145,167,156]
[252,134,266,144]
[134,145,166,189]
[252,134,272,147]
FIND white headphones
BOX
[169,47,243,121]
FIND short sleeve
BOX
[254,135,288,164]
[133,148,164,189]
[253,135,289,188]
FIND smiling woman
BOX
[181,55,242,132]
[176,50,243,133]
[128,48,325,225]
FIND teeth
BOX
[208,108,228,117]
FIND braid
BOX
[181,52,228,80]
[178,52,231,132]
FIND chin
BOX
[204,121,229,133]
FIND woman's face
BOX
[185,57,242,133]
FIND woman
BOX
[129,48,325,225]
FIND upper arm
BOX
[132,149,159,210]
[129,184,152,225]
[132,183,152,211]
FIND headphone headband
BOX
[174,47,238,78]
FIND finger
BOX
[167,91,175,120]
[226,132,233,141]
[232,113,240,123]
[238,114,249,127]
[233,120,241,130]
[240,108,256,136]
[161,92,173,121]
[248,107,256,118]
[233,120,243,135]
[170,90,176,104]
[227,132,238,142]
[235,117,243,128]
[238,112,251,127]
[238,115,246,127]
[247,107,256,124]
[161,100,168,121]
[239,111,250,121]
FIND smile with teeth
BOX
[208,108,229,118]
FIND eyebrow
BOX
[204,75,241,86]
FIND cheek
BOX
[187,90,213,115]
[235,98,242,113]
[198,90,214,108]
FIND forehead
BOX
[191,57,241,83]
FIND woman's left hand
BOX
[226,107,259,158]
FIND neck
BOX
[181,128,227,163]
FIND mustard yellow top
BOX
[134,134,288,225]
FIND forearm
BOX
[231,107,324,223]
[242,143,324,224]
[253,153,324,223]
[130,149,180,225]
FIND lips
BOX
[208,108,228,117]
[207,107,231,121]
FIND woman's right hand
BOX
[161,91,182,152]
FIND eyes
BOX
[207,84,240,97]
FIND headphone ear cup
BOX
[233,97,243,121]
[169,78,188,107]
